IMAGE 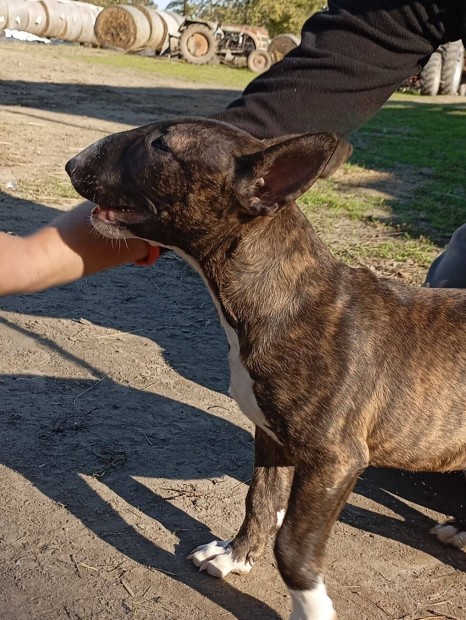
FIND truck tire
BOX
[419,50,442,96]
[440,40,464,95]
[247,49,272,74]
[179,24,218,65]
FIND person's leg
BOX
[424,224,466,288]
[425,224,466,546]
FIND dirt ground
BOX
[0,40,465,620]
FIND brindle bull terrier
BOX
[66,118,466,620]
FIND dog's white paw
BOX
[187,540,253,578]
[289,581,337,620]
[430,522,466,548]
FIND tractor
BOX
[419,40,466,96]
[175,18,272,73]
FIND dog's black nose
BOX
[65,155,80,178]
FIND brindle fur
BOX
[66,118,466,619]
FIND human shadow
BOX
[1,182,287,616]
[0,79,239,127]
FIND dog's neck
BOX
[181,202,339,335]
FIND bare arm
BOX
[0,202,152,296]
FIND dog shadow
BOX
[2,366,283,619]
[346,468,466,573]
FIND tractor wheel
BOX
[247,49,273,74]
[440,40,464,95]
[179,24,218,65]
[419,50,442,96]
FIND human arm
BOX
[0,201,153,296]
[215,0,464,138]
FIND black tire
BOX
[419,51,442,96]
[247,49,273,74]
[440,40,464,95]
[179,24,218,65]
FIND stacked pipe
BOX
[0,0,102,45]
[94,6,183,53]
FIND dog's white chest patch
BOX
[172,249,279,443]
[220,316,279,442]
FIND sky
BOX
[154,0,172,10]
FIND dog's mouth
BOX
[91,205,150,226]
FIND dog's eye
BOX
[151,137,170,153]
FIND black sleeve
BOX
[213,0,465,139]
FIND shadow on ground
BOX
[2,85,466,615]
[0,79,239,128]
[1,192,465,620]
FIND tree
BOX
[166,0,325,36]
[165,0,200,17]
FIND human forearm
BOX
[0,202,151,296]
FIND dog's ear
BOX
[235,133,348,216]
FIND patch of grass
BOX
[297,93,466,275]
[300,95,466,274]
[334,236,436,269]
[63,48,253,90]
[300,184,437,271]
[351,95,466,240]
[301,173,388,221]
[17,177,80,203]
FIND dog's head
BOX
[66,118,348,256]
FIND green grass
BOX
[63,48,254,90]
[350,96,466,239]
[298,94,466,276]
[335,238,437,269]
[17,177,80,203]
[302,178,386,221]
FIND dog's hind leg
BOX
[275,450,367,620]
[188,427,293,577]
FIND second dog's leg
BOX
[188,427,293,577]
[431,518,466,548]
[431,468,466,547]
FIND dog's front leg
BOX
[188,427,293,577]
[275,450,368,620]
